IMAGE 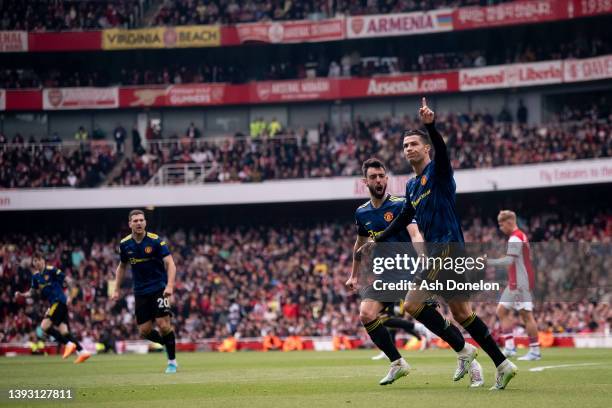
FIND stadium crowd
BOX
[0,0,142,31]
[2,36,609,89]
[1,106,609,188]
[111,112,611,185]
[0,0,520,31]
[153,0,514,26]
[0,136,117,188]
[0,206,609,349]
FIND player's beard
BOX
[368,184,386,200]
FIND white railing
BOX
[147,163,215,186]
[142,133,306,151]
[0,139,117,153]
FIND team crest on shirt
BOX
[144,246,153,254]
[421,175,427,186]
[384,211,394,222]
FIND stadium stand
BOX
[153,0,515,26]
[1,201,609,348]
[2,110,608,188]
[111,113,611,185]
[2,35,609,88]
[0,0,144,31]
[0,0,518,31]
[0,139,117,188]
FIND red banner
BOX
[120,87,167,108]
[120,85,231,107]
[563,55,612,83]
[0,31,28,52]
[166,84,226,106]
[571,0,612,17]
[251,79,338,102]
[341,72,458,99]
[453,0,567,29]
[28,31,101,52]
[220,26,240,46]
[4,55,612,111]
[5,89,42,111]
[346,10,453,39]
[119,75,454,108]
[459,60,563,91]
[43,88,119,110]
[236,18,344,44]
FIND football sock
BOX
[529,336,541,354]
[503,333,515,350]
[64,333,83,351]
[144,330,165,345]
[412,304,465,352]
[45,327,69,344]
[364,318,401,362]
[383,317,422,340]
[461,313,506,367]
[162,331,176,360]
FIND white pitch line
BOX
[529,363,603,372]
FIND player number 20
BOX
[157,297,170,308]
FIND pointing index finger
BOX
[421,97,427,108]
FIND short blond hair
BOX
[498,210,517,222]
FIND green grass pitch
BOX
[1,348,611,408]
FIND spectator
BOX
[12,133,24,144]
[268,117,282,137]
[498,106,513,123]
[250,117,266,138]
[50,132,62,144]
[74,126,88,142]
[186,122,201,139]
[517,100,528,125]
[132,124,143,154]
[328,61,341,77]
[113,124,127,154]
[92,125,106,140]
[474,53,487,67]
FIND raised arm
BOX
[420,97,451,177]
